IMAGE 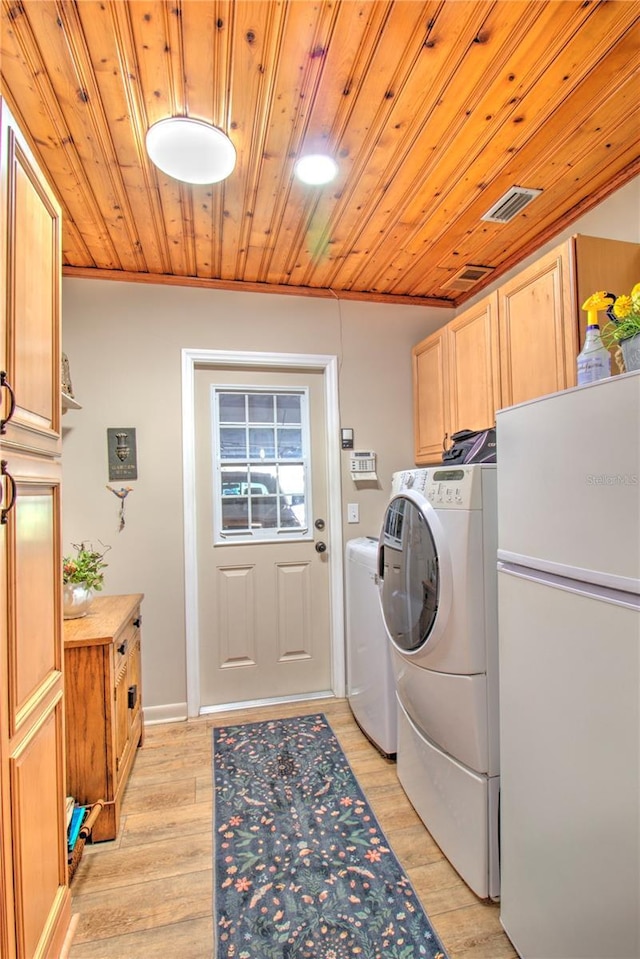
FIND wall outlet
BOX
[347,503,359,524]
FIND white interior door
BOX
[194,365,333,708]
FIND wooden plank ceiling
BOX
[1,0,639,307]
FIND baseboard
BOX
[199,690,336,715]
[143,693,338,725]
[143,702,188,725]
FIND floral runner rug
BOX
[213,712,449,959]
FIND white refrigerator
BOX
[496,370,640,959]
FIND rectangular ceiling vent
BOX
[481,186,542,223]
[443,264,495,292]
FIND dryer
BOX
[378,465,499,900]
[346,537,396,757]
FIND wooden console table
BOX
[63,593,144,842]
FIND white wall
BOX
[61,283,450,717]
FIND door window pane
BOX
[248,394,274,423]
[219,393,246,423]
[220,428,247,459]
[277,428,302,459]
[213,388,311,541]
[277,394,301,424]
[249,428,275,460]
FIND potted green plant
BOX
[602,283,640,372]
[62,542,110,619]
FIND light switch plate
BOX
[347,503,359,523]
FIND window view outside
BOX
[214,389,310,538]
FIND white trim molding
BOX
[181,349,345,718]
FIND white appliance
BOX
[496,370,640,959]
[345,536,397,757]
[378,465,499,899]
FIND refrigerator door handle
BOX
[497,561,640,611]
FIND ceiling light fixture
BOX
[294,154,339,186]
[146,117,236,184]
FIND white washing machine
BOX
[378,465,499,899]
[346,537,397,758]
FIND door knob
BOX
[315,541,327,553]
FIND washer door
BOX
[378,491,452,654]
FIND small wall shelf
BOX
[62,391,82,412]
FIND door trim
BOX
[181,348,344,717]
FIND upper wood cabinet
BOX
[0,99,70,959]
[412,326,449,464]
[0,99,62,456]
[448,292,500,436]
[413,234,640,464]
[498,243,576,408]
[572,235,640,374]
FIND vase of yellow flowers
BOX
[602,283,640,372]
[62,542,110,619]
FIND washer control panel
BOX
[397,466,495,509]
[392,465,495,509]
[426,469,469,507]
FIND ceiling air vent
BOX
[443,264,495,292]
[481,186,542,223]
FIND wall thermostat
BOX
[350,450,377,480]
[341,427,354,450]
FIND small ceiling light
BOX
[146,117,236,184]
[294,154,339,186]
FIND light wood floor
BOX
[68,697,518,959]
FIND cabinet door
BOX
[0,451,70,958]
[412,328,449,465]
[573,235,640,377]
[498,243,576,408]
[0,101,62,456]
[448,292,500,434]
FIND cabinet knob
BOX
[133,617,141,629]
[117,640,127,655]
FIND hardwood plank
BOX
[408,858,481,914]
[119,800,213,848]
[432,902,519,959]
[70,832,212,895]
[381,822,444,869]
[117,776,196,815]
[71,868,211,943]
[69,916,214,959]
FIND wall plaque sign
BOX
[107,428,138,481]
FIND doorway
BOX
[182,349,344,717]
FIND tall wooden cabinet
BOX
[413,234,640,464]
[0,100,70,957]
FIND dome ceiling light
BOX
[294,154,339,186]
[145,117,236,184]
